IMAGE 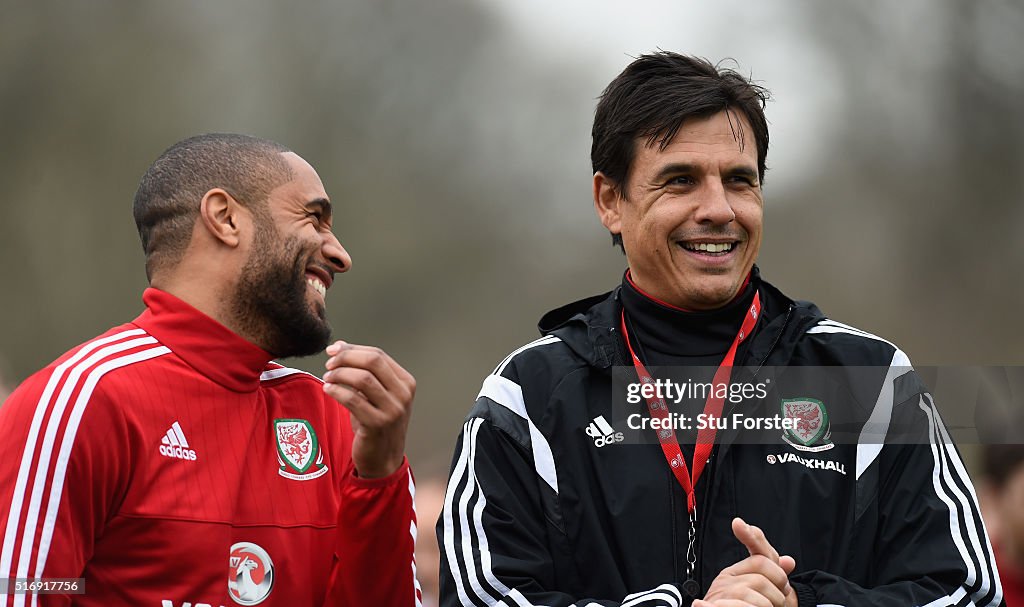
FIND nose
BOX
[322,230,352,274]
[693,180,736,225]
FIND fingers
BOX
[732,517,780,563]
[702,556,789,606]
[322,342,416,418]
[722,555,790,597]
[703,520,797,607]
[321,341,416,479]
[732,517,797,578]
[321,381,388,426]
[694,600,760,607]
[701,570,783,607]
[327,341,416,388]
[779,555,796,575]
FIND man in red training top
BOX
[0,133,420,606]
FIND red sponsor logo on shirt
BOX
[228,542,274,605]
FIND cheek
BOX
[737,210,763,244]
[629,217,674,258]
[635,204,682,238]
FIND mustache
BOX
[306,261,335,282]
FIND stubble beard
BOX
[232,220,332,358]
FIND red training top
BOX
[0,288,420,607]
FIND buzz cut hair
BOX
[132,133,293,280]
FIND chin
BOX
[311,302,328,322]
[688,285,743,310]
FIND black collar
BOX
[619,271,758,359]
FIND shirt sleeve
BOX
[789,385,1005,606]
[0,366,132,607]
[438,416,685,607]
[327,457,421,607]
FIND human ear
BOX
[593,172,623,235]
[198,188,244,248]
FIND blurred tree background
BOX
[0,0,1021,469]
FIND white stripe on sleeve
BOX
[0,328,146,601]
[855,348,912,479]
[477,374,558,495]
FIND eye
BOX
[666,175,695,186]
[726,175,758,187]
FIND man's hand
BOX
[322,341,415,479]
[694,518,797,607]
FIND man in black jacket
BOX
[438,53,1003,607]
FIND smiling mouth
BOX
[306,277,327,299]
[678,241,738,255]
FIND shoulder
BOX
[801,317,911,366]
[6,323,173,414]
[0,324,169,476]
[258,362,339,416]
[489,335,578,383]
[477,335,587,412]
[470,334,587,441]
[259,362,323,387]
[464,336,572,496]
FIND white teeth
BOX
[306,278,326,298]
[683,242,734,253]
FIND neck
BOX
[620,269,758,359]
[624,269,752,312]
[151,271,249,344]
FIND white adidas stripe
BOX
[855,348,913,480]
[920,395,1002,607]
[30,345,170,604]
[809,319,895,348]
[443,420,479,607]
[622,584,682,607]
[0,331,168,607]
[260,367,318,382]
[408,469,423,607]
[0,328,146,600]
[171,421,189,448]
[14,336,161,593]
[445,417,689,607]
[477,374,558,494]
[459,418,504,604]
[929,394,1002,606]
[494,336,561,376]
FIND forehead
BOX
[267,152,328,205]
[633,110,758,172]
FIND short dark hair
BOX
[591,52,771,249]
[132,133,293,279]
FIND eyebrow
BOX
[724,166,759,183]
[652,163,759,184]
[307,198,333,221]
[652,163,699,183]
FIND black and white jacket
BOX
[438,275,1003,607]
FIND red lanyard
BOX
[619,291,761,514]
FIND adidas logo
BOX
[159,421,197,461]
[585,415,624,448]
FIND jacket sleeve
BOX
[438,414,685,607]
[0,366,132,607]
[789,382,1004,606]
[329,457,421,607]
